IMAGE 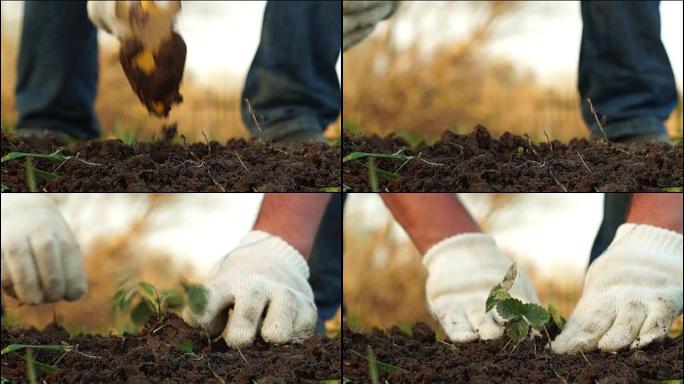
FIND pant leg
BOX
[579,1,676,141]
[241,1,341,143]
[590,193,632,264]
[309,193,343,333]
[15,1,100,139]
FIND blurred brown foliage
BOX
[342,1,682,142]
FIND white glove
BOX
[182,230,317,347]
[1,195,87,304]
[424,233,539,342]
[343,1,400,51]
[87,1,180,52]
[552,224,683,354]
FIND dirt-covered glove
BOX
[343,1,400,51]
[182,230,317,347]
[424,233,539,342]
[1,195,87,304]
[87,0,186,117]
[552,224,683,354]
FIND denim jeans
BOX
[580,1,677,140]
[15,1,341,141]
[590,193,632,264]
[241,1,341,142]
[309,193,343,333]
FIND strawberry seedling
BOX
[485,264,566,343]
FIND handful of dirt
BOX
[119,31,186,117]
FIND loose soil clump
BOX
[343,126,683,192]
[343,323,683,383]
[1,128,340,192]
[1,314,340,383]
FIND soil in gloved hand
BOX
[119,31,186,117]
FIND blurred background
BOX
[343,193,683,335]
[343,1,683,143]
[0,194,339,336]
[0,1,342,142]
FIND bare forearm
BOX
[380,193,480,254]
[253,194,332,258]
[626,193,683,233]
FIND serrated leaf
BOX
[506,318,529,342]
[523,303,550,328]
[131,300,155,324]
[496,298,526,320]
[547,303,566,330]
[178,339,193,353]
[485,284,511,312]
[501,263,517,290]
[161,289,184,309]
[183,282,209,315]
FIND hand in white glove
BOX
[424,233,539,342]
[552,224,683,354]
[182,230,317,347]
[343,1,400,51]
[87,1,180,51]
[1,195,87,304]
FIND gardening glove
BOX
[182,230,317,347]
[1,195,88,304]
[87,0,186,116]
[424,233,539,342]
[552,224,683,354]
[343,1,400,51]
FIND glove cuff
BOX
[423,232,498,269]
[239,230,310,280]
[610,223,683,260]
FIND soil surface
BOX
[343,126,683,192]
[0,128,340,192]
[1,314,340,384]
[343,322,683,384]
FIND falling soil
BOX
[343,126,683,192]
[0,128,340,192]
[343,322,683,384]
[0,314,340,384]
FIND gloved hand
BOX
[87,1,186,117]
[182,230,317,347]
[552,224,683,354]
[1,195,87,304]
[424,233,539,342]
[343,1,400,51]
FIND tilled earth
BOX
[0,128,340,192]
[1,314,340,384]
[343,323,683,384]
[343,126,683,192]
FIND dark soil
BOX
[343,126,683,192]
[0,128,340,192]
[343,322,683,384]
[1,314,340,384]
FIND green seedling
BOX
[485,264,566,343]
[343,148,443,190]
[113,280,208,326]
[351,347,409,383]
[2,343,99,383]
[1,149,100,189]
[662,187,683,192]
[178,339,194,353]
[516,146,525,157]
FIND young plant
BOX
[112,280,208,326]
[485,264,566,343]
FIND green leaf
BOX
[364,162,402,180]
[496,298,526,320]
[523,303,550,328]
[350,349,409,375]
[485,284,511,312]
[161,289,184,309]
[661,187,682,192]
[1,149,67,163]
[1,344,71,355]
[138,281,156,299]
[367,346,379,384]
[506,318,529,342]
[32,360,59,374]
[130,300,155,324]
[547,303,566,330]
[501,263,517,290]
[343,149,410,163]
[120,288,139,311]
[178,339,193,353]
[182,282,209,315]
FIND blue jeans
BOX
[15,1,341,141]
[241,1,341,142]
[590,193,632,264]
[580,1,677,140]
